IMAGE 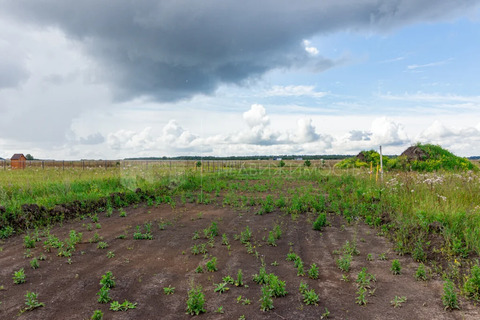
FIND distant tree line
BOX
[124,155,353,161]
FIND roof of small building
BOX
[11,153,26,160]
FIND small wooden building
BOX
[11,153,27,169]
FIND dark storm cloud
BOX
[2,0,478,101]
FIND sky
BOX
[0,0,480,160]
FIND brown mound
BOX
[356,151,367,162]
[401,146,428,161]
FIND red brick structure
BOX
[11,154,26,169]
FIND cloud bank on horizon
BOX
[0,0,479,159]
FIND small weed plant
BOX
[163,285,175,295]
[214,282,229,294]
[133,223,153,240]
[415,263,428,281]
[259,285,274,311]
[236,269,244,286]
[313,213,327,231]
[303,288,319,305]
[356,286,368,306]
[23,291,45,311]
[24,235,36,248]
[30,258,39,269]
[186,283,206,315]
[13,268,26,284]
[391,296,407,308]
[336,254,352,272]
[206,257,218,272]
[240,226,252,244]
[91,310,103,320]
[442,279,459,310]
[100,271,116,289]
[222,275,234,284]
[267,231,277,246]
[110,300,137,311]
[391,260,401,275]
[308,263,319,279]
[97,286,111,303]
[97,241,108,249]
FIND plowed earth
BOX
[1,201,479,319]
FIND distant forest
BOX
[125,155,354,161]
[125,154,480,161]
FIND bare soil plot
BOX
[1,202,479,319]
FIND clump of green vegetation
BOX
[259,285,274,311]
[253,264,269,285]
[133,223,153,240]
[313,213,327,231]
[442,279,460,310]
[30,258,40,269]
[186,283,206,315]
[100,271,116,289]
[391,260,401,275]
[342,240,359,256]
[240,226,252,244]
[356,267,376,288]
[23,234,36,249]
[267,231,277,246]
[303,288,319,305]
[463,264,480,301]
[403,144,477,172]
[356,286,368,306]
[214,282,229,294]
[163,285,175,295]
[89,232,102,243]
[23,291,45,311]
[91,310,103,320]
[97,286,111,304]
[206,257,218,272]
[236,269,244,287]
[391,296,407,308]
[336,254,352,272]
[13,268,26,284]
[97,241,108,249]
[110,300,137,311]
[267,274,287,297]
[336,144,476,172]
[415,263,428,281]
[308,263,319,279]
[299,281,309,294]
[336,150,388,169]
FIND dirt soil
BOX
[1,202,479,320]
[401,146,428,161]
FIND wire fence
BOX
[1,159,340,173]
